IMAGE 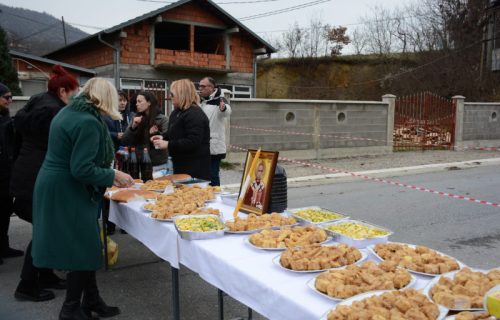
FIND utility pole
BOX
[61,16,67,45]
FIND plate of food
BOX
[321,219,392,248]
[272,243,367,273]
[368,242,465,277]
[141,202,155,212]
[445,311,495,320]
[224,213,297,234]
[308,260,416,301]
[245,226,330,251]
[140,179,173,192]
[173,214,226,240]
[287,206,348,225]
[320,289,448,320]
[423,267,500,311]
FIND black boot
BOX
[15,280,55,302]
[59,300,98,320]
[81,272,120,318]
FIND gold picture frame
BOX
[238,149,279,215]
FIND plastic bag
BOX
[100,230,119,266]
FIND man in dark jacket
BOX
[0,82,23,265]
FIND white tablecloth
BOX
[109,198,433,320]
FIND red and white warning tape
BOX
[230,145,500,208]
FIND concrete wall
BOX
[11,97,30,115]
[463,103,500,140]
[228,98,392,161]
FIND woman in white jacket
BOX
[199,77,231,186]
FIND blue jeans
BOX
[210,155,222,186]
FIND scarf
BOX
[69,94,115,169]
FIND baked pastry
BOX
[327,289,440,320]
[111,189,158,202]
[374,243,460,274]
[430,267,500,309]
[280,243,361,271]
[225,213,296,232]
[315,261,412,299]
[156,173,191,181]
[249,226,327,249]
[455,311,494,320]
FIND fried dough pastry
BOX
[430,267,500,309]
[148,186,217,219]
[374,243,460,275]
[249,226,327,249]
[140,179,172,191]
[280,243,361,271]
[327,289,440,320]
[225,213,296,232]
[315,261,412,299]
[455,311,494,320]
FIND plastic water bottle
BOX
[129,147,140,179]
[166,156,173,175]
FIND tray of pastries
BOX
[225,213,297,234]
[446,311,495,320]
[322,220,392,248]
[246,226,329,250]
[309,260,416,301]
[423,267,500,311]
[273,243,366,273]
[368,242,464,276]
[321,289,448,320]
[286,206,348,225]
[140,179,172,192]
[173,214,226,240]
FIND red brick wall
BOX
[161,3,226,27]
[121,21,151,65]
[49,39,114,68]
[230,33,254,73]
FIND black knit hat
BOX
[0,83,10,96]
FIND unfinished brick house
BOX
[44,0,275,111]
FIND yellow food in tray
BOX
[225,213,296,232]
[315,261,412,299]
[249,226,327,249]
[374,243,460,275]
[293,208,343,223]
[280,243,361,271]
[327,289,440,320]
[455,311,494,320]
[430,268,500,309]
[326,222,389,239]
[175,216,224,232]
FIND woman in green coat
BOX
[32,78,134,320]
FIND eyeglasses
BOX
[2,95,12,100]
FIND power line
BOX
[239,0,332,21]
[136,0,282,4]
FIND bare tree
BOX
[350,27,368,54]
[281,22,304,58]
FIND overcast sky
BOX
[3,0,413,52]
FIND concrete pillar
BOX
[452,95,466,150]
[149,24,155,65]
[382,94,396,148]
[224,33,231,70]
[190,25,195,60]
[313,105,321,159]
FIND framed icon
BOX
[238,149,279,215]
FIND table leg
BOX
[102,198,110,271]
[171,266,180,320]
[218,289,224,320]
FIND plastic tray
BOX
[173,214,226,240]
[321,219,393,249]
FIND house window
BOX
[155,22,190,51]
[195,26,224,54]
[196,83,252,98]
[120,78,168,113]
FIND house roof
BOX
[10,50,96,75]
[45,0,276,57]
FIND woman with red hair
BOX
[10,65,79,302]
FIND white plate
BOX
[367,242,466,277]
[445,311,493,320]
[244,236,332,251]
[423,268,498,312]
[307,268,417,301]
[272,247,368,273]
[148,214,173,222]
[319,290,448,320]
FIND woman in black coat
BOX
[151,79,210,180]
[10,65,79,302]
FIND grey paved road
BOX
[1,164,499,320]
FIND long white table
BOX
[109,198,434,320]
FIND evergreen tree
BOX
[0,26,21,95]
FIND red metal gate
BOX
[394,92,456,151]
